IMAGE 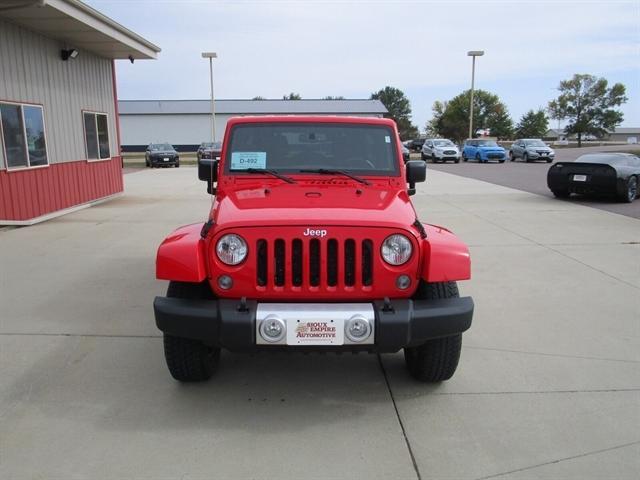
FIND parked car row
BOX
[404,137,559,165]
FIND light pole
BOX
[201,52,217,142]
[467,50,484,139]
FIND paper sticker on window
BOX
[384,136,391,143]
[231,151,266,170]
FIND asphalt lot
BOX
[427,145,640,219]
[1,167,639,479]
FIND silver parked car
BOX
[510,139,555,163]
[421,139,460,163]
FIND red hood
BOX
[211,181,417,229]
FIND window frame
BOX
[82,110,111,162]
[0,100,50,172]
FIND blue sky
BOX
[88,0,639,130]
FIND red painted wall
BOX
[0,156,123,221]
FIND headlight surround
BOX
[381,234,413,266]
[216,234,248,265]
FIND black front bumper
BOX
[153,296,474,353]
[150,156,178,166]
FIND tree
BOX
[515,109,549,138]
[252,96,266,100]
[548,74,627,146]
[282,93,302,100]
[370,86,418,139]
[428,89,514,141]
[323,96,345,100]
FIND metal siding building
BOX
[118,99,388,151]
[0,0,159,224]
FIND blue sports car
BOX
[462,139,506,163]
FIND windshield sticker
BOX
[384,135,391,143]
[231,152,266,170]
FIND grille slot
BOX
[292,239,303,286]
[274,239,285,286]
[344,239,356,286]
[362,239,373,286]
[327,239,338,287]
[309,239,320,286]
[256,239,267,286]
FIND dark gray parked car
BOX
[145,143,179,168]
[509,139,555,163]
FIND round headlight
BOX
[216,234,248,265]
[381,234,413,265]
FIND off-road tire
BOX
[163,281,219,382]
[621,176,637,203]
[404,281,463,382]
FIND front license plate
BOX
[287,318,344,346]
[573,174,587,182]
[163,157,169,162]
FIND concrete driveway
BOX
[1,167,639,479]
[429,145,640,219]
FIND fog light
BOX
[217,275,233,290]
[259,315,286,343]
[396,275,411,290]
[345,315,371,343]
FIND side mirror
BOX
[405,160,426,196]
[198,158,219,194]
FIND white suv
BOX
[421,139,461,163]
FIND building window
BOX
[83,112,110,160]
[0,102,48,169]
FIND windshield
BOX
[150,143,173,151]
[525,140,546,147]
[225,123,399,176]
[433,140,454,147]
[477,140,498,147]
[201,142,214,148]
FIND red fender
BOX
[421,224,471,282]
[156,223,207,282]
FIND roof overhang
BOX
[0,0,160,59]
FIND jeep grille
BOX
[256,238,374,289]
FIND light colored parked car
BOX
[421,139,460,163]
[510,139,555,163]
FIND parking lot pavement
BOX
[428,145,640,219]
[1,167,639,479]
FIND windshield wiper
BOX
[245,168,296,184]
[298,168,371,185]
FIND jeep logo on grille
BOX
[303,228,327,237]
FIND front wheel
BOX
[163,281,220,382]
[475,153,481,162]
[404,281,463,382]
[509,151,515,162]
[421,153,427,161]
[621,176,638,203]
[523,153,530,163]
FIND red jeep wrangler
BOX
[154,116,473,382]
